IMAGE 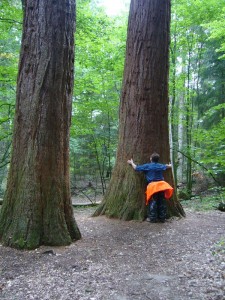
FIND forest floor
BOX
[0,202,225,300]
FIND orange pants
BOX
[146,181,173,205]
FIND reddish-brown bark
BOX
[0,0,81,249]
[94,0,185,220]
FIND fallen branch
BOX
[72,202,99,207]
[0,198,99,207]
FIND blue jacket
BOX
[135,162,167,183]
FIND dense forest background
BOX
[0,0,225,201]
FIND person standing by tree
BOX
[127,152,173,223]
[93,0,185,220]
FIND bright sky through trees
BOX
[98,0,130,15]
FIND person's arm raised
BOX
[166,163,172,169]
[127,159,137,170]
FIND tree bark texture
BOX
[94,0,185,220]
[0,0,81,249]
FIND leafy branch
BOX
[0,17,22,25]
[175,148,221,186]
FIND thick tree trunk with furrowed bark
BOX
[94,0,185,220]
[0,0,81,249]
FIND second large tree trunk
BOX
[94,0,185,220]
[0,0,81,249]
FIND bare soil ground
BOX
[0,205,225,300]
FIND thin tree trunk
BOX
[186,38,194,196]
[177,89,186,183]
[94,0,185,220]
[0,0,81,249]
[170,23,178,188]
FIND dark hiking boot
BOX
[158,219,165,223]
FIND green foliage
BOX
[71,0,128,190]
[181,194,224,211]
[194,117,225,176]
[0,0,22,194]
[170,0,225,190]
[212,239,225,256]
[204,7,225,59]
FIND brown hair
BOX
[150,152,160,162]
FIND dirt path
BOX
[0,207,225,300]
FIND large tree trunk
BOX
[94,0,185,220]
[0,0,81,249]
